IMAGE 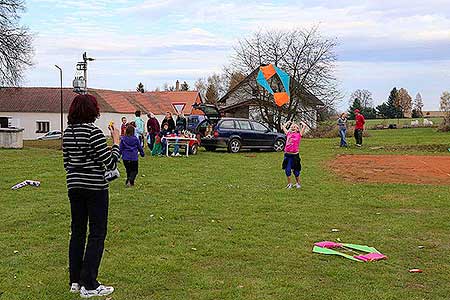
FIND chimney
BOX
[175,80,180,91]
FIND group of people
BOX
[118,110,189,188]
[337,109,365,147]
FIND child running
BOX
[119,124,145,187]
[281,121,307,189]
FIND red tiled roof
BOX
[0,87,203,115]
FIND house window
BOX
[0,117,9,128]
[36,121,50,133]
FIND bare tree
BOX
[0,0,33,86]
[194,73,228,100]
[162,82,175,91]
[440,91,450,125]
[230,26,341,130]
[228,71,246,90]
[349,89,373,108]
[194,77,207,97]
[395,88,413,118]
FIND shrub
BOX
[437,120,450,132]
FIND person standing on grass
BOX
[337,112,348,147]
[120,116,127,137]
[354,109,365,147]
[281,121,307,189]
[63,94,119,298]
[120,124,145,187]
[146,112,160,151]
[134,110,145,148]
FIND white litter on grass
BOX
[331,228,339,232]
[11,180,40,190]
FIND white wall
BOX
[0,112,166,140]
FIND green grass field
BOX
[1,128,449,300]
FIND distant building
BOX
[0,87,203,140]
[217,68,324,128]
[422,111,445,118]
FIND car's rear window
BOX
[220,120,235,129]
[237,120,251,130]
[251,121,268,132]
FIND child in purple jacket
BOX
[119,125,145,187]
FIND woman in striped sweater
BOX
[62,94,119,298]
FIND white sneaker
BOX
[175,153,181,157]
[356,144,362,147]
[171,152,175,157]
[286,183,292,189]
[295,183,301,189]
[80,285,114,298]
[70,283,80,293]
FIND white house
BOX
[0,87,203,140]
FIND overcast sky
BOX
[21,0,450,110]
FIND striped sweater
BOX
[63,123,120,190]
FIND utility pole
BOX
[55,65,63,146]
[73,52,95,94]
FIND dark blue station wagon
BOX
[193,104,286,153]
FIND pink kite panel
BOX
[314,241,343,248]
[354,253,387,262]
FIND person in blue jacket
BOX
[119,125,144,187]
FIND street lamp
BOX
[55,65,63,143]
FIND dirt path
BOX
[330,154,450,185]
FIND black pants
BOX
[354,129,363,145]
[148,133,156,151]
[69,188,109,290]
[123,160,138,185]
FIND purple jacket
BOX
[119,136,144,161]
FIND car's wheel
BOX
[189,144,198,155]
[273,139,285,152]
[228,138,241,153]
[204,146,216,152]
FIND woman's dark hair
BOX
[135,110,141,117]
[68,94,100,124]
[125,124,135,136]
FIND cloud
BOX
[21,0,450,110]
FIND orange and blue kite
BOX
[256,64,290,106]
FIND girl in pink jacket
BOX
[281,121,307,189]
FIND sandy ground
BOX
[330,154,450,185]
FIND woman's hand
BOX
[111,128,120,145]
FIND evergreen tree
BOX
[136,82,145,93]
[205,82,219,104]
[413,92,424,117]
[361,107,377,119]
[180,81,190,91]
[348,98,362,120]
[376,87,401,118]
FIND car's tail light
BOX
[213,130,219,138]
